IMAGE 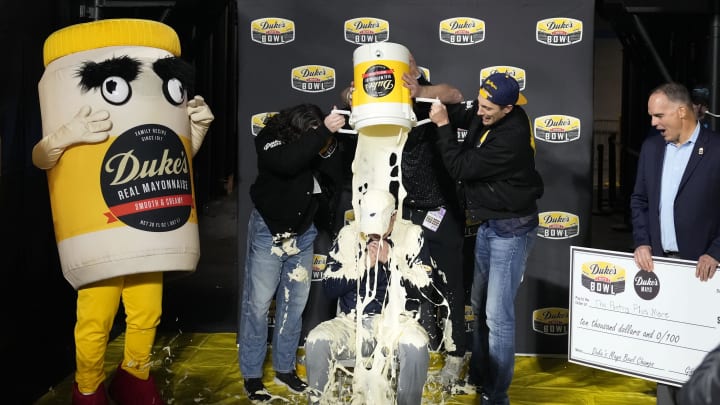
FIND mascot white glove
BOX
[187,95,214,156]
[32,105,111,169]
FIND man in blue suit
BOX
[630,82,720,405]
[631,82,720,281]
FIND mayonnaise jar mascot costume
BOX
[32,19,213,404]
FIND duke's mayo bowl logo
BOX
[251,17,295,45]
[464,305,474,332]
[291,65,336,93]
[312,254,327,281]
[344,17,389,44]
[534,115,581,143]
[419,66,430,82]
[251,112,278,136]
[581,261,626,295]
[538,211,579,239]
[532,307,568,335]
[439,17,485,45]
[479,66,526,89]
[536,17,583,46]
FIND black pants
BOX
[403,205,467,356]
[656,383,677,405]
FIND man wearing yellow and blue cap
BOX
[428,72,543,405]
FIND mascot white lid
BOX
[37,19,206,289]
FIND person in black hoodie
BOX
[238,103,346,402]
[428,72,544,405]
[400,54,469,388]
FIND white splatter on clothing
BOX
[305,218,442,404]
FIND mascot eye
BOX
[101,76,131,105]
[163,78,186,106]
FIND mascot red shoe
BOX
[33,18,214,404]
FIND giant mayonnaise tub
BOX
[348,42,418,220]
[38,19,200,289]
[350,42,416,133]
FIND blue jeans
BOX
[469,222,537,405]
[239,209,315,378]
[305,312,429,405]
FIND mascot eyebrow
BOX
[75,55,195,94]
[153,56,195,94]
[76,55,141,92]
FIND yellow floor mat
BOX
[35,332,657,404]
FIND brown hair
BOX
[651,82,693,111]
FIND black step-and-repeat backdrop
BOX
[236,0,595,355]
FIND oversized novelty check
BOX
[568,246,720,387]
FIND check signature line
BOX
[587,305,714,329]
[577,348,664,371]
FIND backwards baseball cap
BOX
[358,189,396,237]
[479,72,527,106]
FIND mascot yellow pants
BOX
[74,272,162,393]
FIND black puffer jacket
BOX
[250,124,340,237]
[435,101,543,221]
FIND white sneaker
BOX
[307,388,322,405]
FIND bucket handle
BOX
[331,109,358,134]
[414,97,441,127]
[332,97,439,133]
